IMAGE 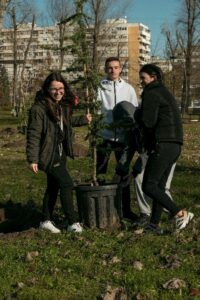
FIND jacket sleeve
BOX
[26,105,44,164]
[141,91,160,128]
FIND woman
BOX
[26,72,91,233]
[135,64,194,233]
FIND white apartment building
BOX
[95,18,129,79]
[96,19,151,90]
[0,23,64,78]
[0,18,151,96]
[150,55,173,73]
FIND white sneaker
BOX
[39,220,61,233]
[175,211,194,230]
[67,222,83,233]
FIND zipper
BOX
[114,81,117,141]
[47,124,58,171]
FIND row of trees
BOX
[0,0,132,111]
[162,0,200,113]
[0,0,199,114]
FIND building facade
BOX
[0,18,151,98]
[150,46,200,104]
[128,23,151,94]
[97,19,151,95]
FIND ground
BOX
[0,108,199,300]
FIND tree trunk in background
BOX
[11,6,17,111]
[18,14,35,110]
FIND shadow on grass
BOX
[0,200,43,233]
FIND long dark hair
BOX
[140,64,164,84]
[42,72,75,123]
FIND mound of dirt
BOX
[2,139,25,149]
[0,127,16,136]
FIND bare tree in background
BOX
[176,0,200,112]
[0,1,9,25]
[162,0,200,113]
[0,65,10,106]
[85,0,133,72]
[162,27,182,98]
[5,0,35,113]
[18,14,35,109]
[46,0,74,70]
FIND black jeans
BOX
[43,158,77,225]
[97,140,134,217]
[142,142,181,224]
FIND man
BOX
[97,57,138,221]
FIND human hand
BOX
[30,163,38,173]
[86,113,92,124]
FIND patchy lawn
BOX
[0,109,199,299]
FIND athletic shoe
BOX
[39,220,61,233]
[67,222,83,233]
[135,213,150,227]
[143,223,164,235]
[123,211,139,223]
[175,211,194,230]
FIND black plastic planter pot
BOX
[75,184,122,229]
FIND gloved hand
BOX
[120,173,132,187]
[112,172,132,187]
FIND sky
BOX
[34,0,181,57]
[126,0,181,57]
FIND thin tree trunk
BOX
[59,23,65,70]
[11,6,17,111]
[18,14,35,109]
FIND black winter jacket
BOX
[26,98,87,171]
[135,81,183,152]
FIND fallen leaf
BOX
[17,282,25,289]
[133,261,144,271]
[162,278,186,289]
[103,285,127,300]
[117,232,125,238]
[160,254,181,269]
[135,293,142,300]
[55,240,62,246]
[26,277,37,286]
[29,251,39,257]
[63,250,70,258]
[50,267,60,275]
[25,253,33,262]
[102,260,107,266]
[110,256,121,264]
[113,271,121,277]
[134,228,144,235]
[25,251,39,262]
[190,288,200,297]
